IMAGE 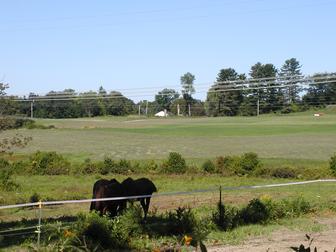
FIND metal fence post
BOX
[36,200,42,249]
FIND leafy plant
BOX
[240,152,260,173]
[28,151,70,175]
[271,167,297,178]
[212,202,239,231]
[0,168,19,191]
[291,234,317,252]
[162,152,187,174]
[330,153,336,175]
[239,198,269,224]
[202,159,216,173]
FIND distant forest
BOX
[1,58,336,118]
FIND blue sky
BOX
[1,0,335,101]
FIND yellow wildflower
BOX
[184,235,192,246]
[64,229,74,238]
[260,194,272,202]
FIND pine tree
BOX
[279,58,302,104]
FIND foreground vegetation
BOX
[1,192,335,251]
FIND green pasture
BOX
[1,174,336,222]
[2,113,336,161]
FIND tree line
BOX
[1,58,335,118]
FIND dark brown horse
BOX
[120,177,157,220]
[90,178,123,217]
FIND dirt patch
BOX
[208,218,336,252]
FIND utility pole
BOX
[177,104,180,116]
[257,99,260,116]
[188,104,191,117]
[138,105,141,116]
[30,100,34,119]
[145,101,148,116]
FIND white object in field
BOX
[314,113,321,117]
[155,110,167,117]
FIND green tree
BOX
[279,58,302,104]
[180,72,195,115]
[249,62,281,114]
[206,68,245,116]
[155,88,179,111]
[303,72,336,107]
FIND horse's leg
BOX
[89,201,95,211]
[143,197,151,221]
[140,198,147,220]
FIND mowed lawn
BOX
[3,113,336,161]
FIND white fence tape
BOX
[1,179,335,210]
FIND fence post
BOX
[219,186,223,224]
[36,200,42,249]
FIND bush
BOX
[202,160,215,173]
[239,198,269,224]
[102,157,132,174]
[0,158,10,169]
[240,152,260,173]
[253,166,272,177]
[81,158,100,174]
[214,153,260,175]
[214,156,236,175]
[28,151,70,175]
[271,167,297,178]
[143,160,159,173]
[162,152,187,174]
[330,153,336,175]
[29,192,40,203]
[57,206,143,250]
[212,202,239,231]
[261,196,312,220]
[0,159,19,191]
[167,207,197,234]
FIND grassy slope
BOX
[1,113,336,161]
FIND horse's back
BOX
[135,178,157,194]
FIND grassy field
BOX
[1,174,336,222]
[2,113,336,162]
[1,112,336,250]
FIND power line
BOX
[6,77,335,102]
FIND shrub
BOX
[118,159,132,173]
[60,206,143,250]
[330,153,336,175]
[271,167,297,178]
[240,152,260,173]
[162,152,187,174]
[28,151,70,175]
[0,158,18,191]
[261,196,312,219]
[143,160,159,173]
[0,158,10,169]
[167,207,197,234]
[102,157,132,174]
[29,192,40,203]
[239,198,269,224]
[0,159,19,191]
[212,202,239,231]
[72,212,115,249]
[253,166,272,177]
[81,158,99,174]
[285,196,312,217]
[214,156,237,175]
[202,160,215,173]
